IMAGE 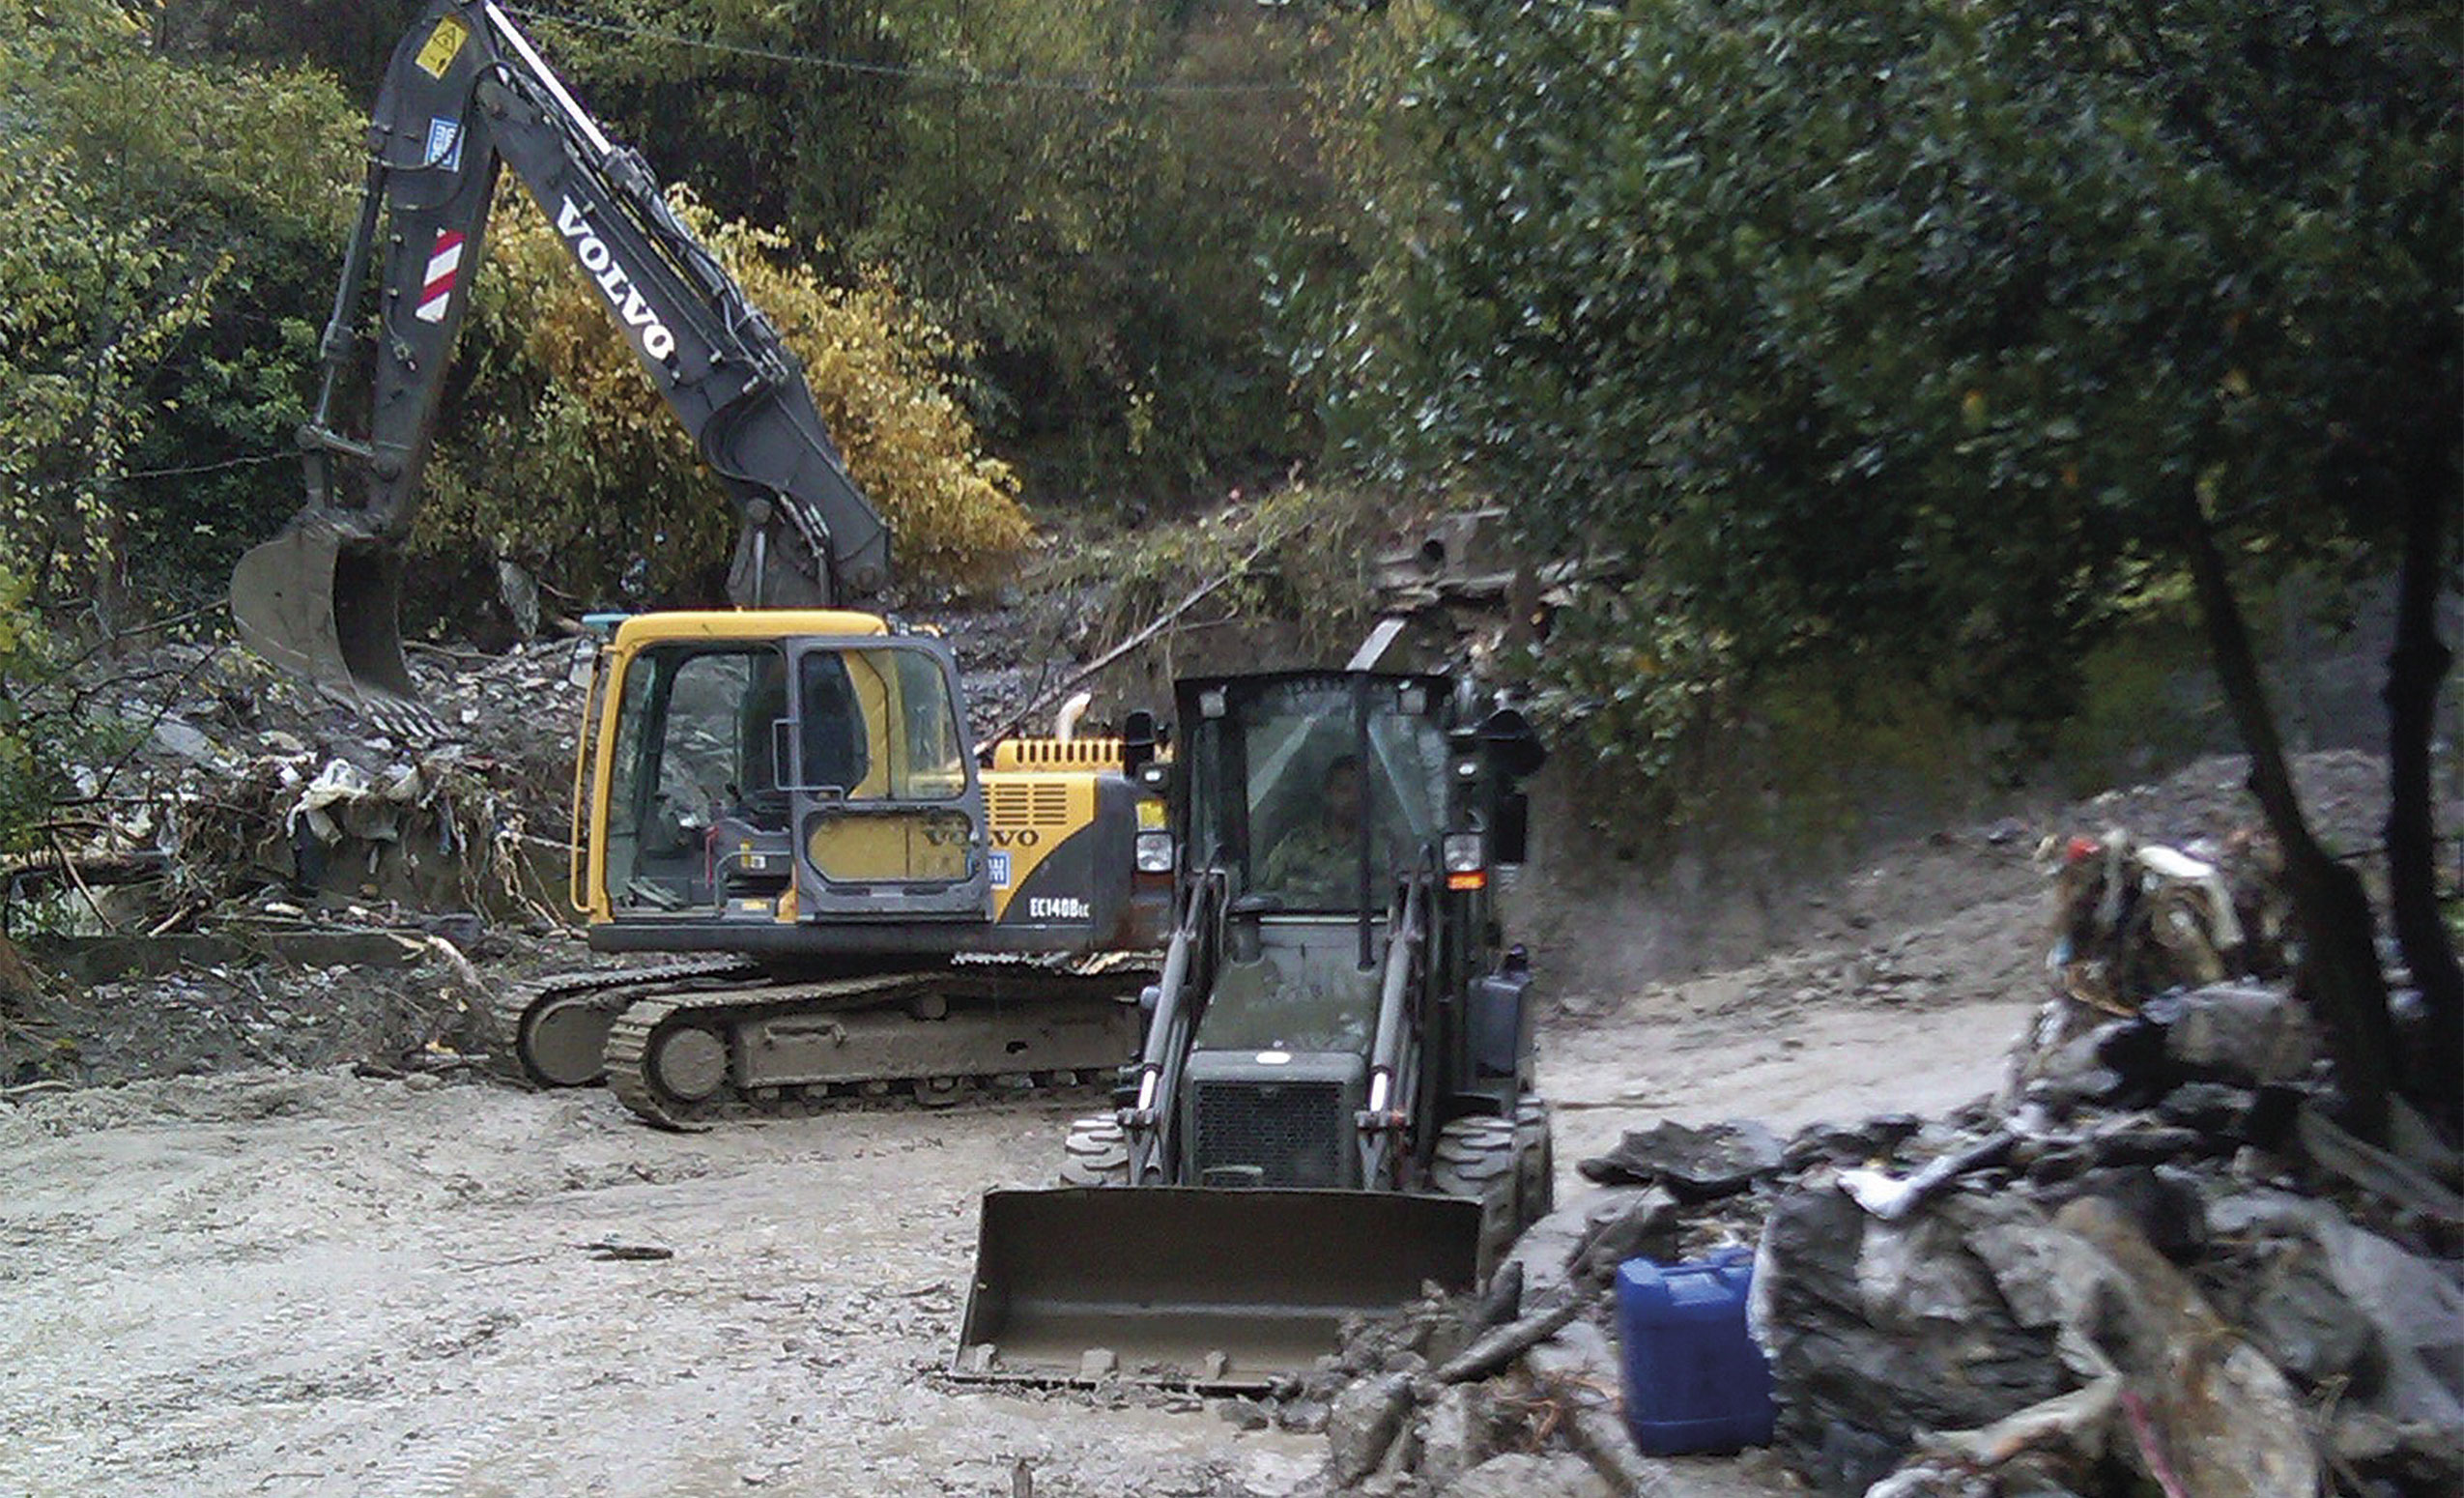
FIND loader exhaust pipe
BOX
[230,511,417,702]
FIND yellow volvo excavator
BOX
[231,2,1166,1122]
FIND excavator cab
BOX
[578,612,990,931]
[955,669,1551,1390]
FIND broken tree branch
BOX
[46,835,116,930]
[1425,1296,1584,1388]
[974,530,1283,755]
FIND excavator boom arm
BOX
[236,0,888,700]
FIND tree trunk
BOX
[2381,474,2463,1138]
[2177,489,2395,1142]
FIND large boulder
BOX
[1751,1187,2065,1494]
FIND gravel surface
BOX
[0,936,2037,1498]
[0,1076,1329,1497]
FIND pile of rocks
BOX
[1277,986,2460,1497]
[1757,974,2463,1497]
[1275,818,2461,1498]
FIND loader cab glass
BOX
[604,643,786,909]
[1196,677,1447,913]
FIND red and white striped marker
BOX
[414,230,466,324]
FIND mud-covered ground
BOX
[0,896,2038,1497]
[0,752,2418,1496]
[1,1076,1332,1497]
[0,994,2020,1498]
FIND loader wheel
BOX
[1513,1096,1556,1227]
[1432,1116,1520,1271]
[1060,1114,1131,1187]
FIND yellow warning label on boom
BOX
[415,16,469,78]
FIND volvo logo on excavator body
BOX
[556,198,677,362]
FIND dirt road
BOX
[1,1072,1346,1497]
[1541,884,2043,1169]
[0,953,2035,1498]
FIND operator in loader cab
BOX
[1259,755,1364,907]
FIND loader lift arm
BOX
[233,0,889,700]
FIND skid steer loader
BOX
[953,669,1552,1390]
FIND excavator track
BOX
[601,963,1152,1131]
[479,958,769,1088]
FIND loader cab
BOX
[581,612,989,929]
[1167,673,1459,1189]
[1182,674,1449,919]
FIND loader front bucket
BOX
[953,1187,1484,1391]
[230,514,416,701]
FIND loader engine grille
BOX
[1192,1080,1348,1188]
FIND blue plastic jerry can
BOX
[1615,1247,1776,1456]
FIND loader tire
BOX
[1060,1113,1131,1188]
[1432,1115,1521,1272]
[1513,1096,1555,1228]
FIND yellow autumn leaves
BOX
[418,185,1030,601]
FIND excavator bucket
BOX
[230,515,417,701]
[952,1187,1484,1391]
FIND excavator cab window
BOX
[795,651,868,793]
[786,646,966,801]
[602,642,786,910]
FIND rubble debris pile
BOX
[0,635,620,1088]
[1754,817,2464,1497]
[1276,815,2460,1498]
[8,636,590,937]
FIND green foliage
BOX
[150,0,428,102]
[425,0,1340,502]
[852,0,1332,496]
[512,0,907,255]
[416,188,1031,604]
[0,569,46,854]
[0,571,128,860]
[484,0,1339,503]
[1298,0,2459,798]
[0,0,358,605]
[106,2,1350,519]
